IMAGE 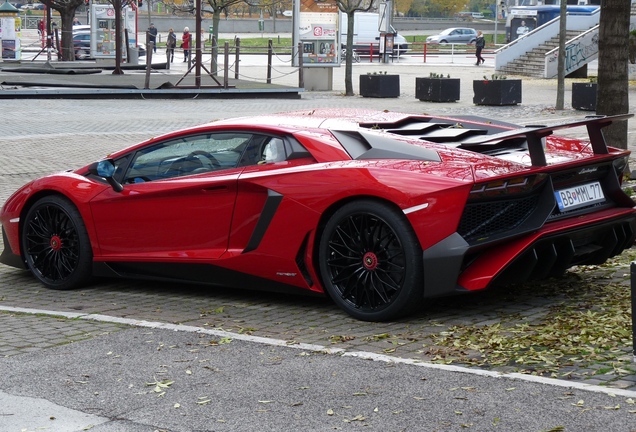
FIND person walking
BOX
[182,27,191,62]
[147,23,158,53]
[166,28,176,63]
[475,31,485,66]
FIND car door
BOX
[458,29,469,43]
[89,131,267,260]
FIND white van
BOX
[339,12,408,55]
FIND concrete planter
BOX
[473,79,522,106]
[415,77,460,102]
[359,74,400,98]
[571,82,597,111]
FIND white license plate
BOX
[555,181,605,211]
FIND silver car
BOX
[426,28,478,44]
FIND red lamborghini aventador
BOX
[1,109,635,321]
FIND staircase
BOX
[497,30,585,77]
[496,5,636,78]
[494,8,601,78]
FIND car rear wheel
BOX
[318,200,424,321]
[21,195,93,290]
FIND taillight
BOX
[469,174,547,200]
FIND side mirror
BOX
[88,159,123,193]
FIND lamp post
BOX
[494,1,505,45]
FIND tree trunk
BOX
[112,0,124,74]
[212,10,221,75]
[555,0,566,110]
[59,9,75,61]
[344,11,355,96]
[597,0,630,150]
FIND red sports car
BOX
[1,109,635,321]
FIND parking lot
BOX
[1,58,636,430]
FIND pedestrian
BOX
[37,19,44,36]
[147,23,158,53]
[475,31,485,66]
[166,28,176,63]
[73,17,81,26]
[182,27,191,62]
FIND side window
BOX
[122,132,255,183]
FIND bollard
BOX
[224,41,229,89]
[298,42,304,88]
[267,39,273,84]
[234,38,240,80]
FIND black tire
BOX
[318,200,424,321]
[21,195,93,290]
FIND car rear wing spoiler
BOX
[459,114,633,166]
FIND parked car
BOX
[73,30,146,60]
[72,31,91,60]
[426,27,478,44]
[455,11,471,20]
[1,110,635,322]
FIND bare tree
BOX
[597,0,631,151]
[101,0,136,74]
[335,0,374,96]
[40,0,86,61]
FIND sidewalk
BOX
[3,29,600,104]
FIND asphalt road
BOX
[1,322,636,432]
[1,56,636,431]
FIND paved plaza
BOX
[1,34,636,430]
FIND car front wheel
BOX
[21,195,93,290]
[318,200,424,321]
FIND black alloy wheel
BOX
[21,195,93,290]
[319,200,424,322]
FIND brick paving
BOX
[1,63,636,392]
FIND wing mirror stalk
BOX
[88,159,124,192]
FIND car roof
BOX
[439,27,473,34]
